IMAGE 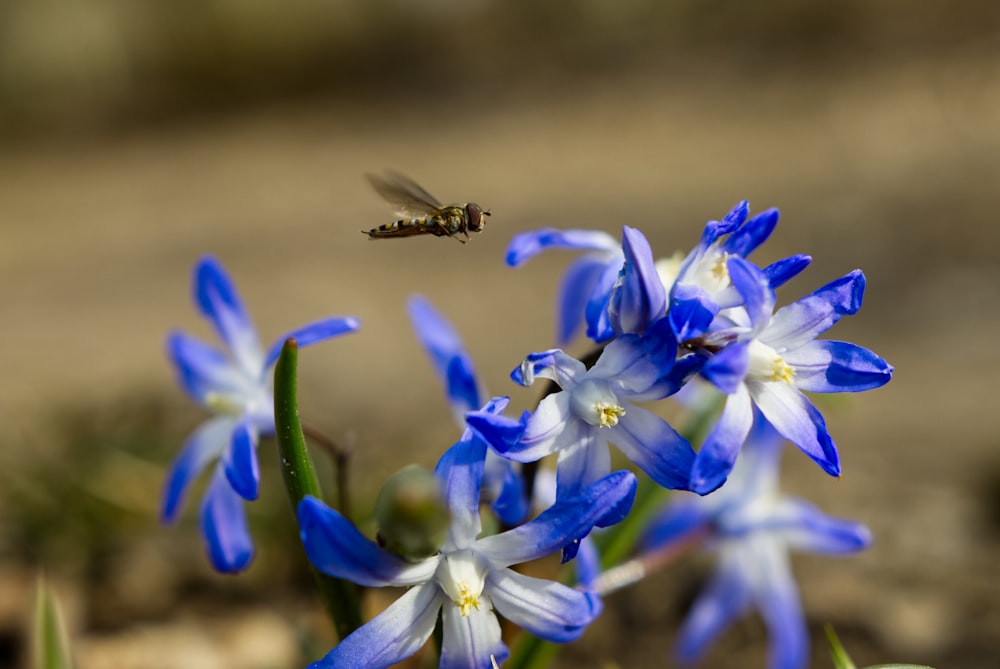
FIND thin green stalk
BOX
[274,338,364,641]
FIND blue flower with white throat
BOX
[162,256,359,572]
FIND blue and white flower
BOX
[643,418,872,669]
[298,403,637,669]
[162,256,359,572]
[689,257,893,493]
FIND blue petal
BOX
[264,316,360,371]
[558,254,615,346]
[727,256,775,336]
[642,501,711,552]
[699,201,749,247]
[494,393,575,463]
[763,254,812,289]
[505,228,619,267]
[439,603,506,669]
[488,568,599,643]
[200,468,254,573]
[776,499,873,555]
[689,386,754,494]
[608,226,666,336]
[750,382,840,477]
[784,340,893,393]
[486,453,529,526]
[763,270,866,351]
[475,470,637,567]
[675,556,751,665]
[511,349,586,388]
[724,207,779,258]
[309,583,443,669]
[161,416,234,523]
[554,432,609,506]
[584,260,623,343]
[406,296,481,414]
[193,256,263,374]
[297,496,440,587]
[612,404,695,491]
[222,419,259,501]
[590,329,669,394]
[749,544,809,669]
[166,332,242,404]
[701,341,749,394]
[574,536,602,591]
[669,284,719,341]
[465,408,529,458]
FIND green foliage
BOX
[33,576,72,669]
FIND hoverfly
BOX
[363,171,490,243]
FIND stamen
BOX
[454,583,481,617]
[596,402,626,428]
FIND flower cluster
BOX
[161,199,892,669]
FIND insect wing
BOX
[366,171,443,218]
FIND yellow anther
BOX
[204,392,242,415]
[454,583,481,617]
[711,252,731,282]
[770,357,795,384]
[596,402,626,428]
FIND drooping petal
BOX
[309,583,443,669]
[724,207,779,258]
[750,381,840,477]
[762,254,812,289]
[612,404,695,491]
[783,340,893,393]
[689,385,754,494]
[558,254,616,346]
[608,226,666,336]
[166,332,244,404]
[773,499,873,555]
[505,228,620,267]
[762,270,866,352]
[675,554,751,665]
[511,349,586,388]
[193,256,264,375]
[161,416,235,523]
[221,418,259,501]
[439,603,506,669]
[475,470,637,567]
[406,296,481,417]
[298,496,440,587]
[200,468,254,573]
[487,568,599,643]
[747,541,809,669]
[263,316,360,371]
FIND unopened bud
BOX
[374,465,450,561]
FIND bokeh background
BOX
[2,1,1000,667]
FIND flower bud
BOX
[374,465,450,561]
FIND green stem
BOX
[274,339,364,641]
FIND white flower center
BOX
[570,378,626,428]
[436,550,488,618]
[746,340,795,384]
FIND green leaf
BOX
[825,625,856,669]
[274,339,364,641]
[33,575,72,669]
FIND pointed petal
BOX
[439,603,507,669]
[554,432,610,502]
[557,254,616,346]
[465,407,529,459]
[699,201,749,248]
[748,542,809,669]
[724,207,779,258]
[762,254,812,289]
[475,470,637,567]
[511,349,586,388]
[488,568,599,643]
[750,382,840,477]
[701,341,749,394]
[589,331,664,394]
[497,393,575,462]
[200,468,254,573]
[161,416,234,523]
[193,256,264,374]
[675,555,751,665]
[485,452,529,526]
[763,271,866,352]
[584,260,623,343]
[784,340,893,392]
[690,386,754,494]
[774,499,873,555]
[505,228,620,267]
[612,404,695,490]
[608,226,666,336]
[166,332,243,404]
[264,316,360,370]
[309,584,443,669]
[221,418,259,501]
[298,496,440,587]
[406,296,481,415]
[727,256,775,337]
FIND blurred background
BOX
[2,1,1000,667]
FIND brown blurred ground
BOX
[1,2,1000,668]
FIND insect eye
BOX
[466,204,485,231]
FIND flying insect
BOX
[363,171,490,243]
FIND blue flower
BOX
[689,259,893,493]
[407,295,527,525]
[298,401,637,669]
[505,228,623,344]
[162,256,359,572]
[469,319,695,518]
[643,419,872,669]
